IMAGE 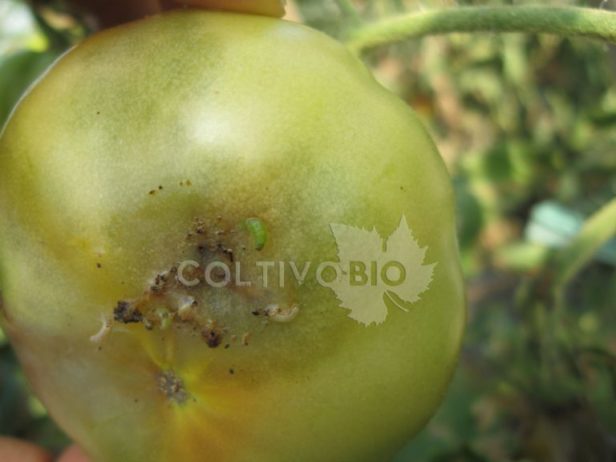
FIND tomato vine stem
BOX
[346,6,616,53]
[552,196,616,307]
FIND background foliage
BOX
[0,0,615,460]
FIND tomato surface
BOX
[0,10,465,462]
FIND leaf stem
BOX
[346,5,616,53]
[552,197,616,293]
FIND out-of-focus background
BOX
[0,0,615,460]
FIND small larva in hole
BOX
[264,304,300,323]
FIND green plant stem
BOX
[552,197,616,292]
[346,6,616,53]
[548,200,616,379]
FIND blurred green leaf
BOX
[0,49,59,128]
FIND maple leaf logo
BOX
[328,216,435,326]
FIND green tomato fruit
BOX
[0,10,465,462]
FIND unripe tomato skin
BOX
[0,11,465,462]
